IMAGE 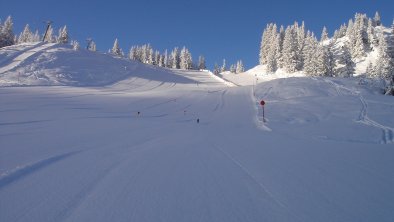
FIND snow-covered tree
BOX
[374,33,394,80]
[32,30,40,42]
[163,49,168,68]
[111,38,123,57]
[57,25,68,44]
[213,63,220,75]
[43,24,54,43]
[374,11,381,26]
[198,55,206,70]
[259,23,274,64]
[18,24,33,43]
[236,60,244,73]
[171,47,180,69]
[0,16,15,47]
[230,64,236,73]
[282,25,299,73]
[320,26,328,42]
[367,18,376,47]
[303,32,319,76]
[337,45,355,77]
[88,40,96,52]
[221,59,226,72]
[266,33,280,73]
[71,40,80,50]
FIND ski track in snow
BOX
[358,95,394,144]
[324,78,394,144]
[0,43,57,74]
[0,151,81,189]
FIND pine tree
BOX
[71,40,80,50]
[374,32,393,80]
[88,40,97,52]
[374,11,381,26]
[213,63,220,75]
[221,59,226,72]
[367,18,375,47]
[180,46,189,69]
[230,64,236,73]
[282,25,299,73]
[198,55,206,70]
[171,47,179,69]
[129,46,137,60]
[44,24,54,43]
[164,49,168,68]
[0,16,15,47]
[340,45,355,77]
[366,62,374,78]
[57,25,68,44]
[111,38,123,57]
[303,32,319,76]
[266,33,280,73]
[32,30,40,42]
[18,24,33,43]
[320,26,329,42]
[236,60,244,73]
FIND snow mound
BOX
[0,43,221,87]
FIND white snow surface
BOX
[1,44,394,222]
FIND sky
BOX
[1,0,393,70]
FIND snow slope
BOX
[1,43,394,222]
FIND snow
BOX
[1,44,394,222]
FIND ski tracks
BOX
[324,78,394,144]
[0,43,57,74]
[214,145,303,221]
[358,95,394,144]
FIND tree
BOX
[0,16,15,47]
[88,40,97,52]
[374,11,381,26]
[18,24,33,43]
[213,63,220,75]
[320,26,329,42]
[43,24,54,43]
[71,40,80,50]
[57,25,68,44]
[171,47,180,69]
[221,59,226,72]
[236,60,244,73]
[111,38,123,57]
[164,49,168,68]
[230,64,236,73]
[374,32,393,80]
[339,45,355,77]
[282,25,299,73]
[198,55,206,70]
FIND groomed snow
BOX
[1,44,394,222]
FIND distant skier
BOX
[197,118,200,123]
[137,111,140,116]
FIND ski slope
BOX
[1,44,394,222]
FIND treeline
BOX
[259,12,394,83]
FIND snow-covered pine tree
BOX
[32,30,40,42]
[57,25,68,44]
[303,32,319,76]
[213,63,220,75]
[164,49,168,68]
[71,40,80,50]
[18,24,33,43]
[230,64,236,73]
[171,47,180,69]
[325,42,336,77]
[88,40,97,52]
[158,55,164,67]
[374,11,381,26]
[266,33,280,73]
[147,46,154,64]
[0,16,15,47]
[111,38,123,57]
[236,60,244,73]
[259,23,275,65]
[366,62,374,78]
[339,45,355,77]
[367,18,376,47]
[282,25,299,73]
[198,55,206,70]
[221,59,226,72]
[44,24,54,43]
[374,32,394,80]
[154,50,160,66]
[320,26,329,42]
[129,46,137,60]
[180,47,188,69]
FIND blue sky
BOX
[1,0,393,69]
